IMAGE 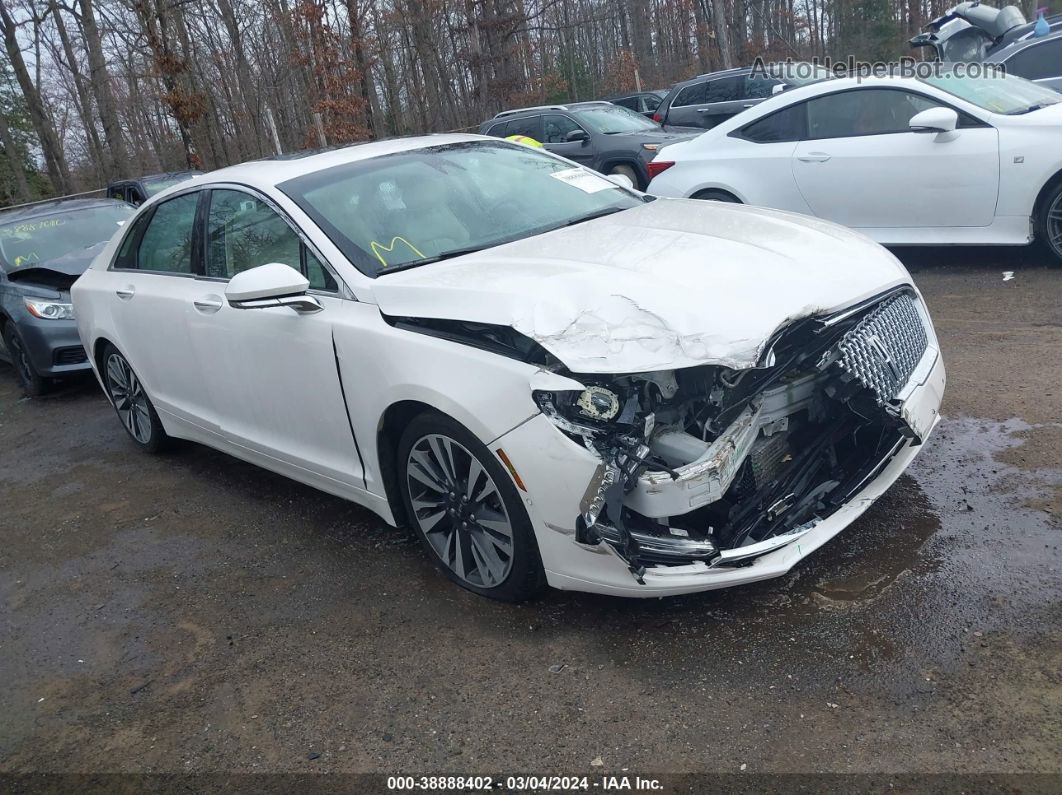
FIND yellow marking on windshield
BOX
[370,236,425,268]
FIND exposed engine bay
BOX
[532,287,934,581]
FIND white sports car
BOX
[647,71,1062,263]
[72,136,944,600]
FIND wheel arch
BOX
[597,157,648,189]
[1032,167,1062,233]
[376,399,441,528]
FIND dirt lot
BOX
[1,248,1060,781]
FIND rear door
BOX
[106,189,220,433]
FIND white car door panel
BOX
[792,129,1000,228]
[191,187,365,487]
[791,88,1000,229]
[107,191,220,432]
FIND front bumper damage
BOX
[501,287,945,596]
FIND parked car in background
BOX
[604,90,667,117]
[73,135,943,601]
[479,101,696,189]
[911,2,1062,91]
[647,71,1062,263]
[652,63,832,130]
[107,170,202,206]
[0,198,134,395]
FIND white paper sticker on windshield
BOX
[550,167,614,193]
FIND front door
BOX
[541,114,595,166]
[188,187,365,488]
[792,88,999,228]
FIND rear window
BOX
[672,82,706,107]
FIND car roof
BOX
[161,133,493,195]
[987,22,1062,61]
[488,101,616,120]
[0,197,131,224]
[108,170,202,187]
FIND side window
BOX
[705,76,742,103]
[673,81,706,107]
[742,74,781,100]
[206,189,336,290]
[543,114,583,143]
[642,95,662,113]
[806,89,950,139]
[113,212,153,269]
[505,115,543,139]
[612,96,638,110]
[485,122,507,137]
[136,192,198,273]
[107,186,125,201]
[738,103,807,143]
[1005,40,1062,81]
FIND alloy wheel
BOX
[405,434,515,588]
[105,352,153,444]
[1047,192,1062,260]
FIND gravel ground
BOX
[0,247,1059,781]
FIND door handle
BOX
[193,296,224,314]
[695,108,710,113]
[115,287,134,300]
[797,152,832,163]
[742,103,755,108]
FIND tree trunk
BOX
[0,109,32,202]
[0,0,71,193]
[79,0,129,178]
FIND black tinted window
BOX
[743,74,781,99]
[543,114,583,143]
[806,89,946,138]
[705,76,742,103]
[612,96,639,110]
[673,81,706,107]
[1005,40,1062,81]
[739,103,807,142]
[137,193,198,273]
[504,115,543,139]
[485,122,507,137]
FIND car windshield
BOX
[142,173,199,196]
[0,204,133,272]
[279,141,644,277]
[919,71,1062,114]
[571,105,660,133]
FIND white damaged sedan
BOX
[72,135,945,600]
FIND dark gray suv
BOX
[479,102,696,189]
[653,64,831,130]
[0,198,133,396]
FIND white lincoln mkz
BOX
[72,136,945,599]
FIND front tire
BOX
[100,343,169,452]
[3,324,48,397]
[397,411,546,601]
[1037,180,1062,265]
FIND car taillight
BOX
[647,161,675,179]
[652,111,663,123]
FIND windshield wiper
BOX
[1008,103,1057,115]
[376,245,489,275]
[560,206,627,227]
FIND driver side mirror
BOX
[909,107,958,135]
[225,263,322,314]
[771,83,786,96]
[565,129,590,143]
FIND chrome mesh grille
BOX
[835,292,928,404]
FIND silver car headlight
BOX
[24,297,75,320]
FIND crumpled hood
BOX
[6,242,105,284]
[371,199,911,373]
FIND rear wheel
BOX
[100,343,169,452]
[1037,180,1062,265]
[3,324,48,397]
[397,411,545,601]
[691,189,742,203]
